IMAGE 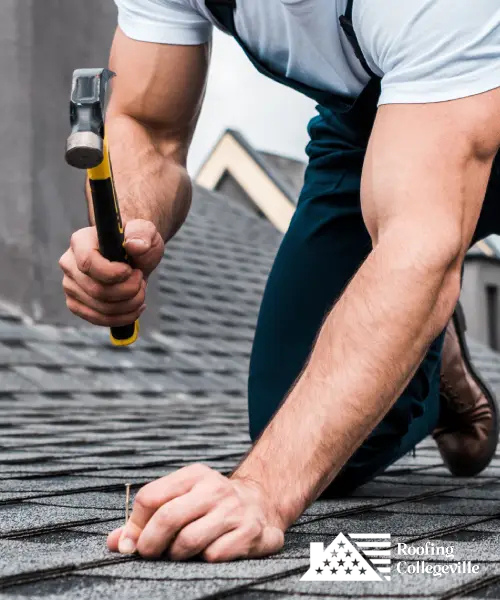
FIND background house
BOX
[197,129,500,351]
[462,239,500,351]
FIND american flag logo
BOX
[301,533,391,582]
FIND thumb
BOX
[124,219,157,254]
[123,219,164,275]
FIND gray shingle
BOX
[0,576,257,600]
[1,188,500,599]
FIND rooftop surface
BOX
[1,189,500,599]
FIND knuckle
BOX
[136,541,160,559]
[88,281,106,300]
[133,275,144,294]
[137,287,146,305]
[222,495,242,514]
[58,252,68,269]
[247,519,262,540]
[113,281,130,300]
[218,479,232,493]
[76,252,92,275]
[134,489,158,513]
[65,298,76,313]
[59,253,72,275]
[187,463,211,478]
[175,530,199,552]
[128,283,141,299]
[203,547,225,563]
[154,506,174,530]
[127,298,144,316]
[211,482,231,501]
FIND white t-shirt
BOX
[115,0,500,106]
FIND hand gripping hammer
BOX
[65,68,139,346]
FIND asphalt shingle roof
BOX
[0,187,500,599]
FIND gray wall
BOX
[0,1,34,316]
[0,1,159,333]
[30,0,119,323]
[462,258,500,349]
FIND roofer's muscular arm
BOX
[107,88,500,562]
[59,28,209,327]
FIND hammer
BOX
[65,68,139,346]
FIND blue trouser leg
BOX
[248,106,500,497]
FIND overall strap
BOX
[205,0,236,34]
[205,0,349,108]
[204,0,377,112]
[339,0,377,78]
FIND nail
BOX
[118,537,137,554]
[139,304,147,315]
[125,483,131,525]
[126,238,148,248]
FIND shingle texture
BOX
[0,187,499,599]
[258,151,307,204]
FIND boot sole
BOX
[448,301,499,475]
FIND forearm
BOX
[86,112,192,242]
[234,90,500,530]
[235,232,461,528]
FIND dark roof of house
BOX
[257,151,307,204]
[1,186,500,599]
[467,236,500,261]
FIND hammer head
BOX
[65,68,115,170]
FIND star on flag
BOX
[301,533,391,581]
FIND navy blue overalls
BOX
[205,0,500,496]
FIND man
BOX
[59,0,500,561]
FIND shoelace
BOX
[437,376,491,435]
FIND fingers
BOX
[168,509,237,561]
[62,265,146,328]
[63,273,146,316]
[118,465,212,555]
[61,252,144,303]
[64,295,146,328]
[202,523,284,563]
[107,467,286,563]
[107,527,123,552]
[137,491,230,559]
[124,220,165,275]
[60,224,152,327]
[70,228,131,284]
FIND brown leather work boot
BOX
[433,302,499,476]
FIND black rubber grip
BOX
[89,178,136,344]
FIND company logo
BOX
[301,533,391,581]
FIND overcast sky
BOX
[187,30,317,175]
